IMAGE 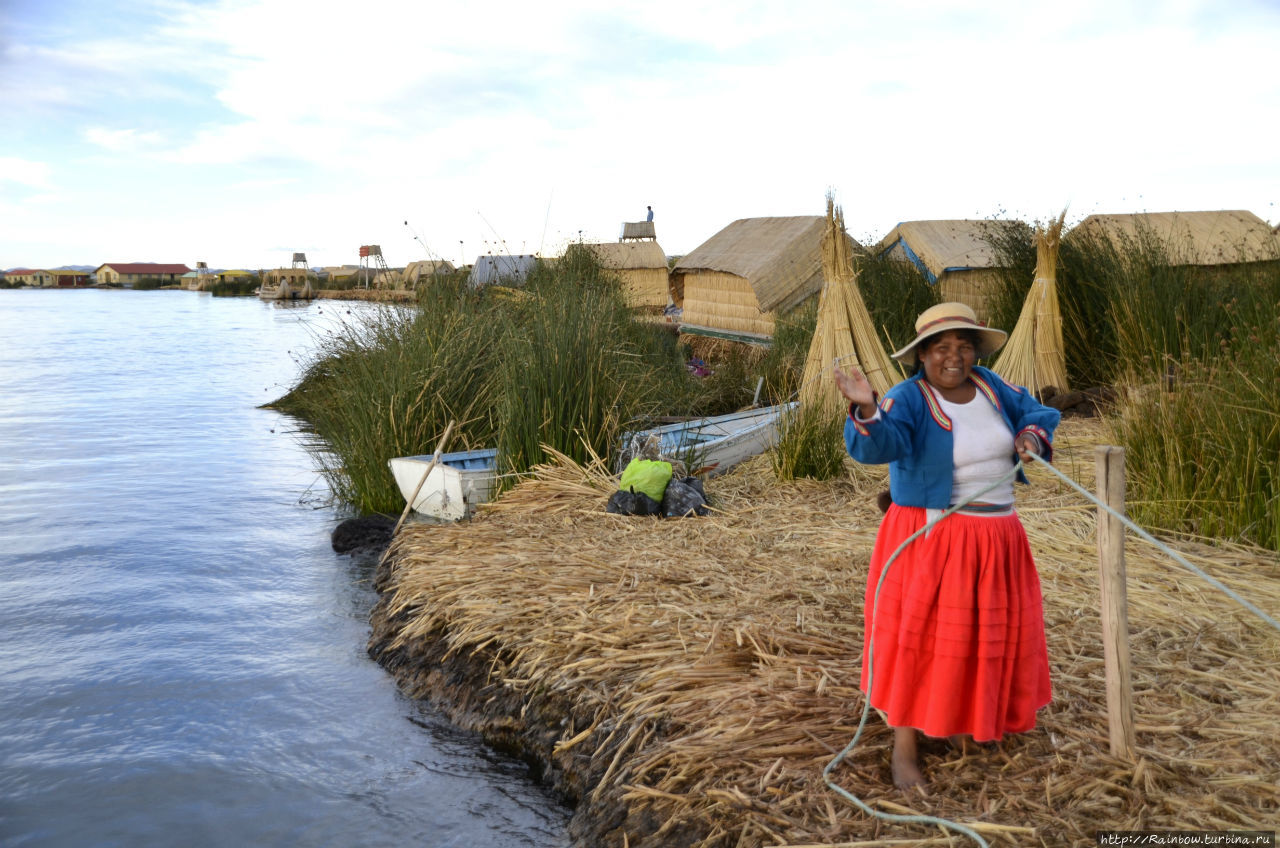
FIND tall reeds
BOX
[985,216,1280,550]
[850,243,940,357]
[770,404,846,481]
[270,281,502,513]
[1110,319,1280,551]
[493,250,687,479]
[272,255,692,513]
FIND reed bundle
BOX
[372,419,1280,847]
[992,211,1069,396]
[799,197,902,418]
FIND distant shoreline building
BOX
[94,263,191,286]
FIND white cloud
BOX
[0,157,51,188]
[84,127,167,153]
[2,0,1278,268]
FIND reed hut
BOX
[569,241,670,308]
[873,219,1026,322]
[1067,209,1280,266]
[468,254,541,288]
[671,216,830,344]
[401,259,455,288]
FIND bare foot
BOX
[892,727,927,789]
[948,733,976,755]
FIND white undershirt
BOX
[936,391,1015,507]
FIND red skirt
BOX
[861,504,1051,742]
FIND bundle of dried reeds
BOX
[799,196,902,417]
[371,422,1280,847]
[677,334,770,365]
[992,210,1069,396]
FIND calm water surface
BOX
[0,289,570,847]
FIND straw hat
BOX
[890,302,1007,362]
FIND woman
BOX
[833,302,1059,789]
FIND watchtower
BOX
[358,245,390,288]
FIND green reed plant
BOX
[771,403,847,481]
[1110,311,1280,551]
[985,217,1280,388]
[982,217,1280,549]
[210,280,258,297]
[755,298,818,405]
[853,249,940,354]
[270,283,503,514]
[493,250,689,478]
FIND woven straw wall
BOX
[617,268,671,308]
[672,217,828,314]
[938,268,1002,324]
[679,271,775,337]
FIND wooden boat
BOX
[622,402,797,476]
[388,448,498,521]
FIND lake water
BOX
[0,289,571,847]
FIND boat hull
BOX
[388,448,498,521]
[623,402,797,476]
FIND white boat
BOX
[388,448,498,521]
[622,402,797,476]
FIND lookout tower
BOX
[292,252,308,270]
[358,245,390,288]
[620,220,656,242]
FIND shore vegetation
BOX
[209,279,258,297]
[271,258,696,513]
[985,219,1280,550]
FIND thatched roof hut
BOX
[573,241,670,308]
[1067,210,1280,266]
[671,216,830,343]
[874,219,1026,322]
[468,254,540,288]
[377,259,456,289]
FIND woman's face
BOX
[919,330,976,391]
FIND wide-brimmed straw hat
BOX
[890,302,1007,362]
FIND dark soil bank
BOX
[366,553,707,848]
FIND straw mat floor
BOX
[369,418,1279,847]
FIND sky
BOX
[1,0,1278,271]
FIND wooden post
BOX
[1095,446,1135,760]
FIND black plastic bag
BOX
[606,487,663,516]
[661,477,709,518]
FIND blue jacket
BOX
[843,366,1059,509]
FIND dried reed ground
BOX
[369,418,1280,847]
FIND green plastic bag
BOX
[618,458,673,504]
